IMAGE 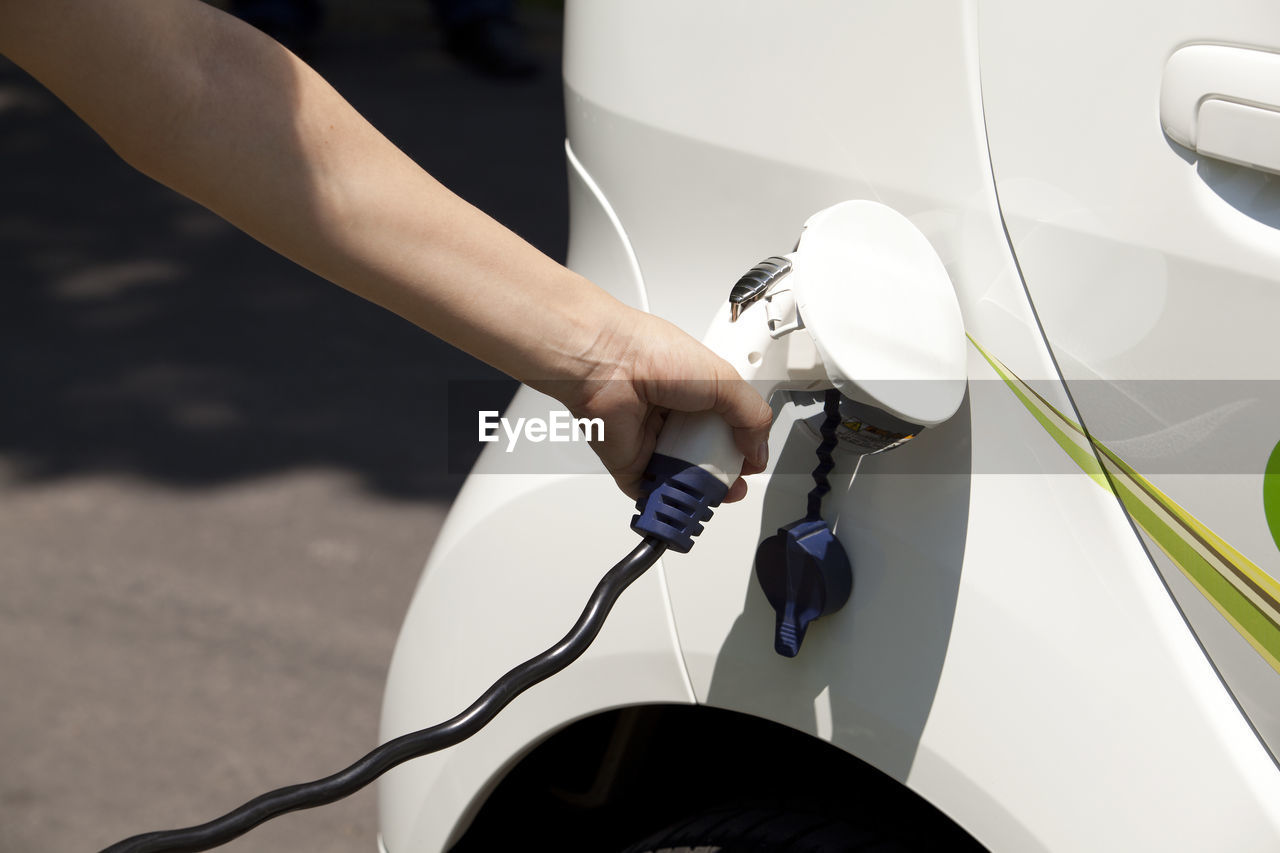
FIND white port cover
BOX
[791,200,967,427]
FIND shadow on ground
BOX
[0,6,566,500]
[0,6,567,852]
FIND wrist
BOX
[522,275,643,409]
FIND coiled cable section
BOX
[804,389,842,520]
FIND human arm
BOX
[0,0,771,499]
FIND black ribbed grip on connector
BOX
[631,454,729,553]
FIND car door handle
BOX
[1161,44,1280,176]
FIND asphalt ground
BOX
[0,4,565,850]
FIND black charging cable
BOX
[101,537,668,853]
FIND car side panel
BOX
[564,1,1280,850]
[979,0,1280,759]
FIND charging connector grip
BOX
[631,454,729,553]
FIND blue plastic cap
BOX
[754,518,853,657]
[631,454,730,553]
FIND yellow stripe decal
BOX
[971,336,1280,674]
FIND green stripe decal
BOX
[970,336,1280,674]
[972,340,1107,488]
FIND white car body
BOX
[378,2,1280,850]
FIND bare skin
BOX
[0,0,772,500]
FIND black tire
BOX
[620,805,911,853]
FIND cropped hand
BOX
[545,307,773,503]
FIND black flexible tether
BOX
[101,537,668,853]
[804,389,842,520]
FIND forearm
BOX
[0,0,622,387]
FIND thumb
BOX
[712,370,773,474]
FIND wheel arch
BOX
[449,703,985,852]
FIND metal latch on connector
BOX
[729,255,793,321]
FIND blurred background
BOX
[0,1,564,849]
